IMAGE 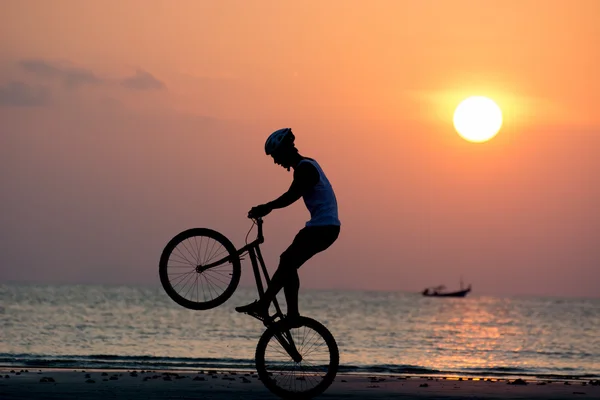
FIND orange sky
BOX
[1,1,598,297]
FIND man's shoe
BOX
[235,300,268,319]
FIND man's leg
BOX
[283,269,300,318]
[235,230,308,317]
[260,226,338,316]
[259,256,298,311]
[234,255,298,317]
[236,226,339,318]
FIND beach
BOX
[1,368,599,400]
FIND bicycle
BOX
[159,217,339,399]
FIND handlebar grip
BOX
[256,217,264,242]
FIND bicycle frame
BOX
[199,217,286,323]
[238,218,305,361]
[238,218,287,320]
[199,218,302,361]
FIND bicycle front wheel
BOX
[159,228,241,310]
[255,317,339,399]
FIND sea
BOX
[1,283,599,381]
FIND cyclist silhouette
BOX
[236,128,340,325]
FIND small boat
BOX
[422,280,472,297]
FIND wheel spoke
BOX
[169,269,196,288]
[257,318,338,397]
[181,239,199,265]
[173,247,195,266]
[159,230,240,310]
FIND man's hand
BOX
[248,204,272,219]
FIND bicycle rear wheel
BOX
[255,317,339,399]
[159,228,241,310]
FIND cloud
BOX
[0,81,50,107]
[20,59,103,89]
[18,59,165,92]
[121,69,165,90]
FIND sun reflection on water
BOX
[325,292,599,377]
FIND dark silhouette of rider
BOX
[236,128,340,325]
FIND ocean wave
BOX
[0,353,255,371]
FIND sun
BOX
[453,96,503,143]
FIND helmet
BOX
[265,128,295,155]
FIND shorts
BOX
[280,225,340,269]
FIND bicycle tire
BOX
[159,228,241,310]
[255,316,339,399]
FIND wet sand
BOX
[1,368,598,399]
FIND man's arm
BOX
[266,161,319,210]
